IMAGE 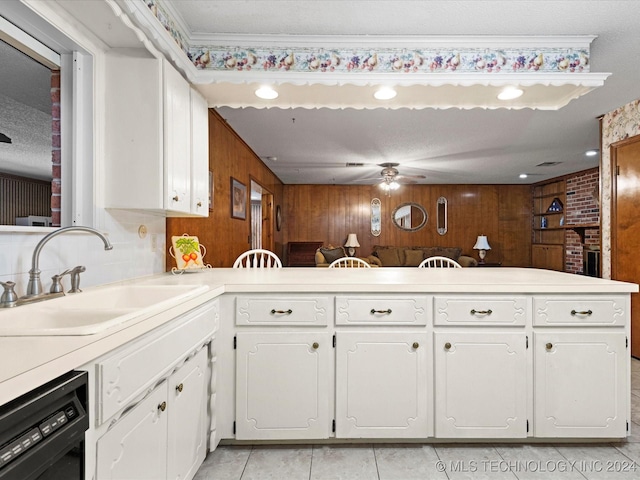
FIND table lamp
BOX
[473,235,491,264]
[344,233,360,257]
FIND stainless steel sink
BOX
[0,284,209,336]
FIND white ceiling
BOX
[0,39,52,180]
[171,0,640,185]
[4,1,640,187]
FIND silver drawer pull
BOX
[571,309,593,316]
[271,309,293,315]
[370,309,392,315]
[470,309,492,315]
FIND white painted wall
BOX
[0,1,168,295]
[0,210,166,296]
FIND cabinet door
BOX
[167,347,209,480]
[336,332,431,438]
[434,332,528,438]
[104,53,163,210]
[534,332,627,437]
[96,383,168,480]
[190,88,209,216]
[532,244,564,271]
[236,332,331,440]
[163,60,191,214]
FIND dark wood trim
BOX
[610,134,640,279]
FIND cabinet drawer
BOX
[434,296,527,326]
[533,296,627,326]
[336,295,429,325]
[236,295,332,326]
[98,302,217,424]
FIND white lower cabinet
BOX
[167,348,209,480]
[97,383,168,479]
[235,332,331,440]
[335,331,430,438]
[97,347,207,479]
[534,332,627,437]
[434,332,528,438]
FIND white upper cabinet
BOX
[104,50,208,217]
[190,88,210,216]
[162,59,191,214]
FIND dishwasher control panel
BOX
[0,404,77,467]
[0,371,87,478]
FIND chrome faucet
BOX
[26,226,113,296]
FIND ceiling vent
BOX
[536,161,562,167]
[345,162,365,167]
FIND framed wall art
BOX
[231,177,247,219]
[209,171,214,211]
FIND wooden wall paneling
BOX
[0,173,52,225]
[498,185,532,266]
[166,110,285,269]
[168,110,532,268]
[278,184,530,266]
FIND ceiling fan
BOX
[360,163,427,191]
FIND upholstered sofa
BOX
[315,245,477,267]
[315,246,380,267]
[366,245,478,267]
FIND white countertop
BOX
[0,267,636,406]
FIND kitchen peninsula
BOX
[0,268,637,477]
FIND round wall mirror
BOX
[392,202,428,232]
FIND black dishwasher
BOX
[0,370,88,480]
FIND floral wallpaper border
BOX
[600,99,640,279]
[145,0,591,76]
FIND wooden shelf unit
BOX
[532,179,566,271]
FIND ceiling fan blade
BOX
[396,174,426,180]
[353,176,388,183]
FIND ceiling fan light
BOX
[255,86,279,99]
[389,181,400,190]
[497,86,524,101]
[374,87,397,100]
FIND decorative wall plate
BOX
[169,234,212,274]
[371,198,381,237]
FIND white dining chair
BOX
[328,257,371,268]
[233,249,282,268]
[418,256,462,268]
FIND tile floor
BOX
[194,358,640,480]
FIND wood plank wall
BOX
[0,173,51,225]
[283,183,532,266]
[167,109,532,268]
[166,110,284,269]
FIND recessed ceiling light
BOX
[585,149,599,156]
[265,156,277,161]
[255,86,278,99]
[374,87,397,100]
[519,173,528,179]
[497,86,524,101]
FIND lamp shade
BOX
[473,235,491,250]
[344,233,360,248]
